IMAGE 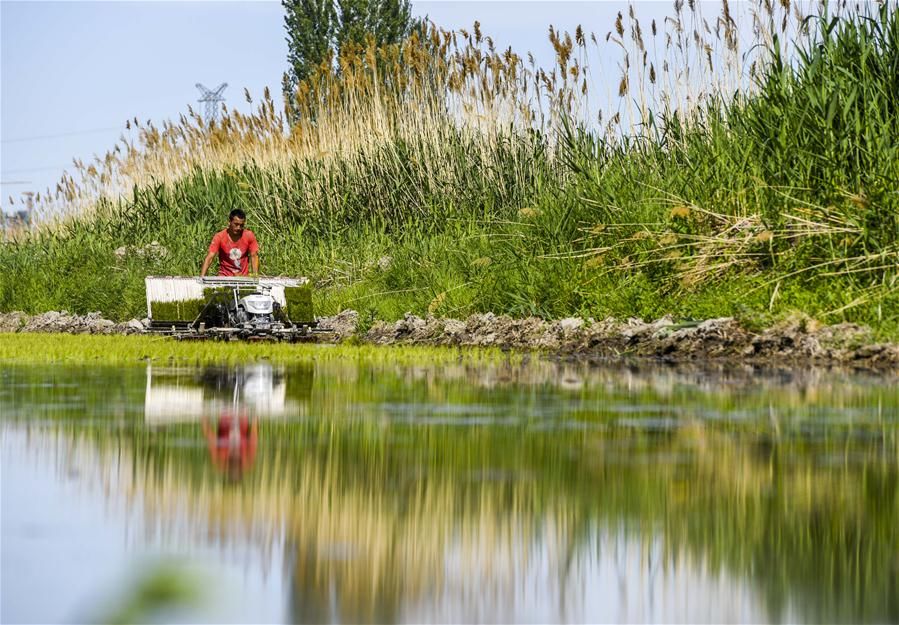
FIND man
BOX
[200,208,260,277]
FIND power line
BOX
[0,165,69,174]
[1,126,123,144]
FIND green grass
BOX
[2,4,897,337]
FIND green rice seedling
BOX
[0,333,517,366]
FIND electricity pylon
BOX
[196,82,228,124]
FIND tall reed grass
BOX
[1,1,896,333]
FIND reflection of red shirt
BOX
[203,413,258,473]
[208,229,259,276]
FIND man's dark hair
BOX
[229,208,246,221]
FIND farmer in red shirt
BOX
[200,208,260,276]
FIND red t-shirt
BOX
[208,229,259,276]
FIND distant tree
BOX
[281,0,421,121]
[283,0,336,87]
[334,0,415,56]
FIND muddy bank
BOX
[360,312,899,371]
[0,311,147,335]
[2,309,897,371]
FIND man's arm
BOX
[200,251,217,277]
[248,231,260,276]
[202,234,220,277]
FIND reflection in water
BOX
[1,361,898,623]
[143,364,313,481]
[201,412,257,480]
[144,364,310,423]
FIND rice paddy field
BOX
[2,359,897,622]
[1,1,896,338]
[0,333,512,366]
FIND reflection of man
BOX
[202,412,258,480]
[200,208,260,277]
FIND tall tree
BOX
[335,0,414,56]
[282,0,418,121]
[282,0,336,121]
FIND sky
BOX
[0,1,680,214]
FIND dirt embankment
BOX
[0,311,146,335]
[360,312,899,370]
[2,309,897,371]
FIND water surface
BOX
[1,359,897,623]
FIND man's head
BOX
[227,208,246,236]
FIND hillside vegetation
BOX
[2,2,897,336]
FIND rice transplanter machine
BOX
[145,276,327,340]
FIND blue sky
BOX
[1,1,675,213]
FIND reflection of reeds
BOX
[5,356,899,426]
[21,396,897,623]
[5,360,898,622]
